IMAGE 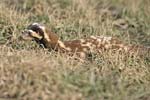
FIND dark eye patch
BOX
[27,24,43,35]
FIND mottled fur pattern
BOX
[21,23,150,58]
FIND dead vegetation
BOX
[0,0,150,100]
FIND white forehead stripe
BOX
[32,23,40,26]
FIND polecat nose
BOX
[19,30,32,40]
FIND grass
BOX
[0,0,150,100]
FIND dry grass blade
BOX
[0,0,150,100]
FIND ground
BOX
[0,0,150,100]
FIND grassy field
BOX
[0,0,150,100]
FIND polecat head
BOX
[21,23,45,41]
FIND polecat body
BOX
[21,23,150,58]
